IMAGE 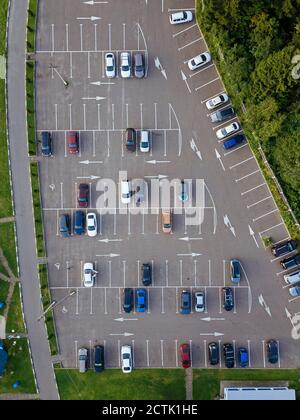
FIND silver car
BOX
[78,348,88,373]
[195,291,205,313]
[134,53,145,78]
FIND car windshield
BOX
[123,193,130,198]
[122,65,129,71]
[107,65,114,71]
[88,225,95,231]
[84,269,92,275]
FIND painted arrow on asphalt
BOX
[98,239,123,243]
[109,332,134,337]
[154,57,167,80]
[84,1,108,5]
[80,160,103,164]
[146,160,171,164]
[179,237,203,242]
[215,149,226,171]
[177,253,202,257]
[82,96,106,101]
[77,16,102,21]
[90,81,115,86]
[114,318,138,322]
[201,317,225,322]
[249,225,260,248]
[223,215,236,237]
[258,294,272,317]
[200,332,224,337]
[96,253,120,258]
[181,70,192,93]
[76,175,100,180]
[190,138,202,160]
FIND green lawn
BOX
[30,163,45,257]
[0,222,18,277]
[0,279,9,315]
[6,283,26,334]
[193,369,300,400]
[0,339,36,394]
[55,369,186,400]
[26,62,36,156]
[27,0,37,53]
[0,263,9,277]
[0,0,8,55]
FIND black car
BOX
[59,214,71,238]
[223,343,235,368]
[267,340,278,364]
[125,128,136,152]
[210,107,235,123]
[180,290,191,315]
[41,131,52,156]
[123,288,134,313]
[94,345,104,373]
[74,210,85,235]
[280,253,300,270]
[272,239,297,257]
[208,342,219,366]
[142,263,152,286]
[223,287,234,311]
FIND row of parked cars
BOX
[78,344,133,373]
[105,51,145,79]
[59,211,97,238]
[271,239,300,297]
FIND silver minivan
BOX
[284,270,300,285]
[78,348,88,373]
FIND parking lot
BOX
[35,0,300,370]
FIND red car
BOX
[180,343,191,369]
[78,184,89,208]
[68,131,79,154]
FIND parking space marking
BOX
[75,340,78,368]
[241,182,266,196]
[128,211,131,235]
[92,131,96,157]
[54,104,58,130]
[262,340,266,368]
[219,288,222,314]
[87,51,91,78]
[147,289,150,314]
[208,259,211,287]
[223,260,226,287]
[113,213,117,235]
[175,340,178,367]
[90,286,93,315]
[140,103,144,130]
[218,340,222,368]
[189,63,215,78]
[233,340,236,368]
[194,260,197,287]
[204,340,207,368]
[118,340,121,367]
[176,287,179,314]
[229,156,254,171]
[94,24,98,51]
[173,23,197,38]
[195,77,220,91]
[141,211,145,234]
[112,104,115,130]
[253,209,278,223]
[259,222,284,236]
[97,104,101,130]
[118,288,122,314]
[151,260,154,286]
[189,339,193,367]
[178,37,202,51]
[235,169,260,182]
[80,24,83,52]
[89,340,92,367]
[108,24,112,50]
[146,340,150,367]
[247,340,252,367]
[76,287,79,315]
[108,260,112,288]
[247,195,272,209]
[160,340,164,367]
[223,143,249,157]
[233,287,237,314]
[107,131,110,157]
[132,340,135,367]
[289,295,300,304]
[161,287,165,314]
[179,260,183,287]
[123,260,126,288]
[122,23,126,51]
[165,260,169,287]
[201,91,226,104]
[137,260,140,287]
[104,287,107,314]
[83,103,87,131]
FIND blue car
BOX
[223,134,246,150]
[230,259,241,284]
[238,347,249,368]
[180,290,191,315]
[74,211,85,235]
[135,289,147,313]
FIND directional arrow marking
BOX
[181,70,191,93]
[249,225,260,248]
[200,332,224,337]
[258,294,272,317]
[98,239,123,243]
[144,175,168,180]
[76,175,100,180]
[82,96,106,101]
[201,317,225,322]
[179,237,203,242]
[90,81,115,86]
[223,215,236,237]
[146,160,171,164]
[77,16,102,21]
[190,139,202,160]
[109,332,134,337]
[80,160,103,164]
[215,149,225,171]
[114,318,138,322]
[177,253,202,257]
[96,254,120,258]
[84,1,108,4]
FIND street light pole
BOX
[49,63,69,87]
[37,290,76,322]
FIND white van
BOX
[284,270,300,285]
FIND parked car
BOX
[74,210,85,235]
[230,259,241,284]
[140,130,150,153]
[289,285,300,297]
[86,212,97,237]
[169,11,193,25]
[223,287,234,311]
[78,184,89,208]
[162,210,172,233]
[206,93,229,110]
[280,253,300,270]
[59,214,71,238]
[105,52,116,78]
[142,263,152,286]
[195,291,205,313]
[223,343,235,369]
[123,288,133,313]
[180,290,191,315]
[41,131,52,156]
[135,289,147,313]
[78,348,88,373]
[238,348,249,368]
[188,52,211,71]
[284,270,300,285]
[267,340,279,364]
[120,180,131,204]
[83,262,97,288]
[120,52,131,78]
[210,107,235,123]
[216,122,240,140]
[134,53,145,78]
[223,134,246,150]
[208,342,219,366]
[121,345,133,373]
[178,181,189,202]
[125,128,136,152]
[94,345,104,373]
[272,239,297,257]
[67,131,79,154]
[180,343,191,369]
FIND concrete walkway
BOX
[7,0,59,400]
[186,369,193,400]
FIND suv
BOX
[238,348,249,368]
[125,128,136,152]
[74,210,85,235]
[94,345,104,373]
[208,342,219,366]
[223,343,235,369]
[280,253,300,270]
[78,348,88,373]
[142,263,152,286]
[272,239,297,257]
[210,107,235,123]
[223,287,234,311]
[169,11,193,25]
[134,53,145,78]
[123,288,133,313]
[180,290,191,315]
[59,214,71,238]
[267,340,278,364]
[223,134,246,150]
[230,259,241,284]
[67,131,79,154]
[41,131,52,156]
[180,343,191,369]
[78,184,89,208]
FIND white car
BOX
[195,292,205,313]
[105,52,116,78]
[83,262,97,288]
[216,122,240,140]
[120,52,131,78]
[121,345,133,373]
[121,180,131,204]
[86,213,97,237]
[206,93,229,110]
[188,52,211,71]
[140,130,150,153]
[169,11,193,25]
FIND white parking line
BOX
[253,209,278,222]
[87,51,91,78]
[128,211,131,235]
[141,211,145,235]
[154,103,158,130]
[118,340,121,367]
[90,287,93,315]
[233,340,236,367]
[146,340,150,367]
[289,295,300,303]
[195,77,220,91]
[204,340,207,368]
[108,24,112,51]
[262,340,266,368]
[113,212,117,235]
[247,340,251,367]
[194,260,197,287]
[97,104,101,130]
[75,340,78,368]
[132,340,135,367]
[140,103,144,130]
[233,287,237,314]
[94,24,98,51]
[189,63,215,78]
[151,260,154,286]
[161,287,165,314]
[107,131,110,158]
[137,260,140,287]
[123,260,126,288]
[218,340,222,368]
[92,131,96,157]
[219,288,222,314]
[223,260,226,287]
[160,340,164,366]
[80,24,83,52]
[83,103,87,131]
[230,156,254,170]
[241,182,266,196]
[108,260,112,288]
[76,287,79,315]
[175,340,178,367]
[51,24,55,56]
[235,169,260,182]
[112,104,115,130]
[259,222,284,235]
[173,23,197,38]
[204,287,208,314]
[54,104,58,130]
[247,195,272,209]
[118,288,122,314]
[165,260,169,287]
[104,287,107,314]
[277,340,281,368]
[208,259,211,287]
[201,91,226,104]
[178,37,202,51]
[176,287,179,314]
[122,23,126,51]
[189,339,193,367]
[180,260,183,287]
[224,143,249,157]
[126,103,129,128]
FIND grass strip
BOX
[6,283,26,334]
[30,162,45,258]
